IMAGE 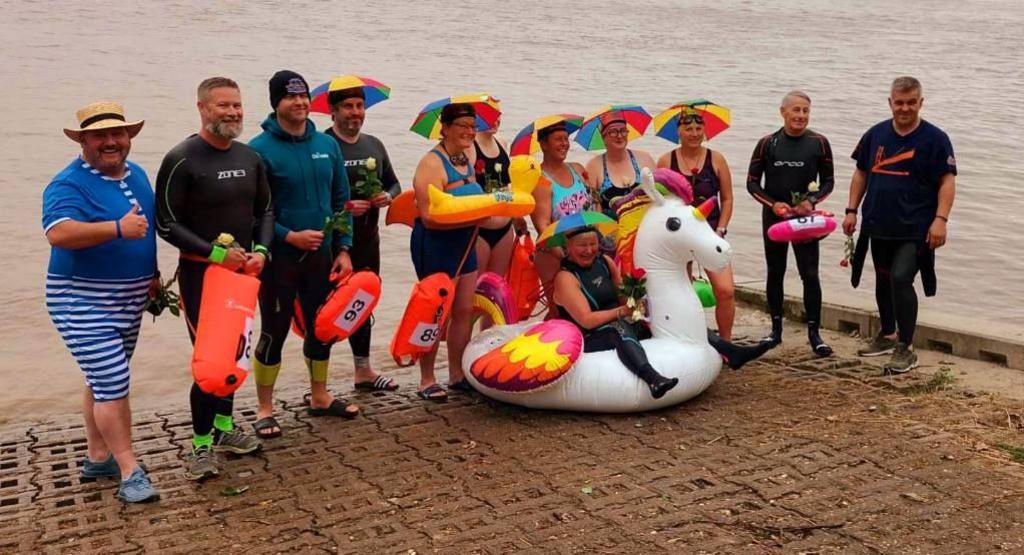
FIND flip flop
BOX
[447,378,474,392]
[416,383,448,403]
[253,416,282,439]
[354,375,399,392]
[307,398,360,419]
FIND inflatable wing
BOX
[192,266,260,397]
[315,271,382,343]
[506,232,541,321]
[469,320,583,393]
[767,212,837,243]
[385,155,547,227]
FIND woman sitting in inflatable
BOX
[553,226,678,399]
[552,223,773,401]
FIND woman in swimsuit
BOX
[552,227,679,399]
[554,229,772,397]
[472,113,518,278]
[410,103,487,401]
[531,122,594,317]
[656,111,737,339]
[584,111,657,218]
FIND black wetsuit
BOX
[555,257,658,380]
[155,134,274,437]
[325,128,401,359]
[474,139,513,247]
[747,128,834,335]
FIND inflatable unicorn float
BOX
[463,167,742,413]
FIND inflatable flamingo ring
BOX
[462,168,732,413]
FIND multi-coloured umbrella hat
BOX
[410,93,501,140]
[509,113,584,156]
[652,99,732,143]
[537,211,619,249]
[309,75,391,114]
[574,104,652,151]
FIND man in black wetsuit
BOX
[844,76,956,374]
[324,86,402,392]
[747,90,835,357]
[156,76,274,481]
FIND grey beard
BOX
[205,120,242,140]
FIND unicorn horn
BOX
[697,197,718,219]
[639,167,664,205]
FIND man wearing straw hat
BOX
[42,101,160,503]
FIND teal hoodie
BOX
[249,114,352,257]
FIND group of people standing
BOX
[42,73,955,503]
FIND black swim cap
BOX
[440,103,476,124]
[328,87,365,107]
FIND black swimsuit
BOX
[474,139,514,248]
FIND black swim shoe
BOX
[808,327,833,358]
[648,376,679,399]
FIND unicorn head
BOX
[630,168,731,272]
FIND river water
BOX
[1,0,1021,420]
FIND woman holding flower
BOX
[553,227,775,399]
[656,110,737,339]
[472,113,517,278]
[552,227,679,399]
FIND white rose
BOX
[807,181,820,193]
[494,163,503,174]
[366,157,377,171]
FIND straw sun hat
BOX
[63,101,144,142]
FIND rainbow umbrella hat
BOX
[309,75,391,114]
[537,211,618,249]
[410,93,501,140]
[652,99,732,143]
[510,113,585,156]
[574,104,652,151]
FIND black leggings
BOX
[347,238,381,358]
[178,259,234,437]
[871,239,921,345]
[583,321,655,380]
[763,219,821,325]
[255,252,333,366]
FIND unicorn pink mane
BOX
[652,168,693,204]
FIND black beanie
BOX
[269,70,310,109]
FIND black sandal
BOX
[447,378,474,392]
[253,416,282,439]
[416,383,448,402]
[354,375,399,392]
[307,398,360,419]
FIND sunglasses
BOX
[679,113,705,126]
[602,127,629,138]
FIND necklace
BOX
[678,148,704,176]
[441,143,468,167]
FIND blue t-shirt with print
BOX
[852,119,956,240]
[42,158,157,280]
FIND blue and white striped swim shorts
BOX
[46,274,151,402]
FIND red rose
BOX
[345,201,355,211]
[474,159,485,175]
[839,259,849,268]
[631,267,647,280]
